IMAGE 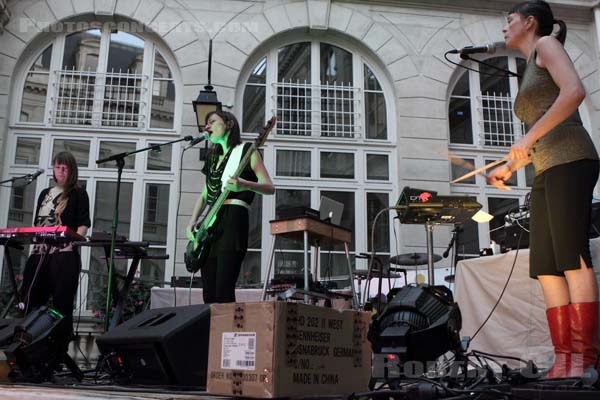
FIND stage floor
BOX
[0,384,228,400]
[2,379,600,400]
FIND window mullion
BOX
[311,42,320,137]
[46,36,64,127]
[266,49,277,129]
[469,61,482,147]
[356,60,365,140]
[92,28,111,128]
[507,56,523,139]
[507,56,526,186]
[141,42,155,131]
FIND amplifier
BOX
[502,222,530,252]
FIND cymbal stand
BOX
[365,256,384,313]
[450,227,462,288]
[425,222,436,284]
[354,253,369,309]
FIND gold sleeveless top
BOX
[513,49,598,175]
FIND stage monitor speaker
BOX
[2,307,74,382]
[96,304,211,387]
[0,318,21,348]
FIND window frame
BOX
[10,26,182,135]
[2,20,183,314]
[237,36,397,145]
[236,33,398,282]
[448,55,540,253]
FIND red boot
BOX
[545,305,571,378]
[569,301,599,376]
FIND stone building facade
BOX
[0,0,599,314]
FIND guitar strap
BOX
[220,143,245,190]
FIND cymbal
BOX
[390,252,442,266]
[352,269,403,279]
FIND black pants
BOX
[200,251,245,303]
[21,250,81,351]
[529,159,599,278]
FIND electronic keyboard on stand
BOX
[0,226,87,318]
[394,187,482,284]
[0,226,85,245]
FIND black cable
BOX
[470,352,505,371]
[72,259,92,368]
[468,229,523,344]
[470,349,528,365]
[365,206,398,307]
[444,51,520,78]
[463,54,520,77]
[172,145,191,307]
[391,217,401,290]
[23,243,49,313]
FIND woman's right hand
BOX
[486,165,512,190]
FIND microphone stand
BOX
[96,136,192,332]
[0,173,39,187]
[461,54,520,78]
[443,227,458,260]
[442,226,463,286]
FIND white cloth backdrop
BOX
[455,238,600,368]
[150,288,264,308]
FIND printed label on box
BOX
[221,332,256,370]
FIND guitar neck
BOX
[200,143,258,230]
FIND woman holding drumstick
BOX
[486,1,599,378]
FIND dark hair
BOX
[510,0,566,44]
[205,110,241,154]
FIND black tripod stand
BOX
[95,135,195,331]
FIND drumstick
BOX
[448,152,477,171]
[451,155,510,184]
[447,151,488,180]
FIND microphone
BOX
[185,131,210,148]
[27,168,44,182]
[442,227,463,258]
[443,234,456,259]
[448,42,506,59]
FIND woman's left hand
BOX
[509,134,535,161]
[225,176,247,192]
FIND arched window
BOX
[3,22,181,313]
[449,55,535,254]
[17,28,176,130]
[239,38,395,283]
[19,45,52,123]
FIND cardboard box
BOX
[207,301,372,398]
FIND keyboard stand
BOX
[260,216,358,309]
[73,240,169,330]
